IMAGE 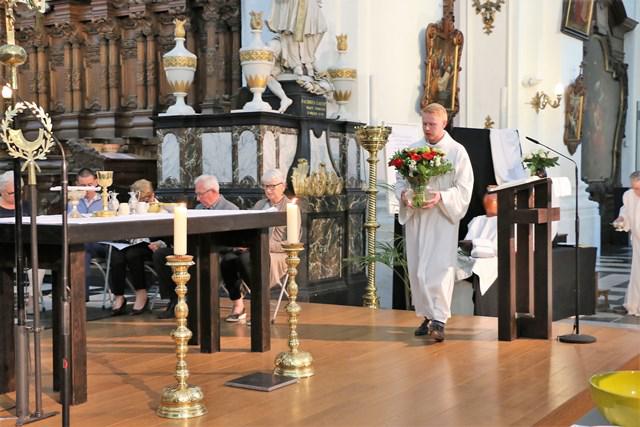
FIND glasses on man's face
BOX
[263,182,283,191]
[195,188,215,197]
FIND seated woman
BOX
[109,179,165,316]
[0,171,16,217]
[220,169,299,322]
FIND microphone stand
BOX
[526,137,596,344]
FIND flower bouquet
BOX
[388,146,454,207]
[523,149,559,178]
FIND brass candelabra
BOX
[354,125,391,308]
[274,242,314,378]
[95,171,115,217]
[157,254,207,419]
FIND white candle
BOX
[286,201,300,243]
[173,204,187,255]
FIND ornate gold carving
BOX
[245,74,268,89]
[291,159,344,197]
[328,68,357,79]
[484,115,495,129]
[336,34,348,52]
[334,90,352,102]
[168,80,193,93]
[249,11,263,31]
[472,0,505,35]
[163,56,197,68]
[239,49,274,62]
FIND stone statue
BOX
[266,0,327,77]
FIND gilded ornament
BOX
[1,101,54,177]
[472,0,505,35]
[168,80,193,94]
[336,34,348,52]
[334,90,352,102]
[163,56,198,68]
[249,11,263,31]
[484,115,495,129]
[174,18,186,39]
[328,68,357,79]
[245,75,268,89]
[239,49,275,62]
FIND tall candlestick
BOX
[173,204,187,255]
[286,200,300,243]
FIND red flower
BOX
[389,158,404,168]
[409,153,422,161]
[422,152,435,160]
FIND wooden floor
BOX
[1,303,639,427]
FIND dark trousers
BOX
[85,242,107,295]
[109,243,152,296]
[220,251,252,301]
[153,246,176,303]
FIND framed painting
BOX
[563,74,585,155]
[561,0,595,40]
[421,18,464,118]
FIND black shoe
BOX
[111,302,128,316]
[414,317,431,336]
[131,298,150,316]
[428,321,445,342]
[157,301,176,319]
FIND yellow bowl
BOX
[590,370,640,427]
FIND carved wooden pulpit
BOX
[492,178,560,341]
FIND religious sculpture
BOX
[266,0,327,77]
[266,0,333,98]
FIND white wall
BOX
[240,0,640,250]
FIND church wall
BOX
[237,1,640,251]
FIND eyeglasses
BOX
[263,182,283,190]
[195,189,215,197]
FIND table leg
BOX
[250,228,270,352]
[198,235,220,353]
[0,268,15,394]
[53,244,87,404]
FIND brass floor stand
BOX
[274,243,314,378]
[157,255,207,419]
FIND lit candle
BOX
[286,200,300,243]
[173,204,187,255]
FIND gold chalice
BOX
[68,188,86,218]
[95,171,116,217]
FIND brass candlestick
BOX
[354,125,391,308]
[274,242,314,378]
[94,170,115,217]
[157,254,207,419]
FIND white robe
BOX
[396,132,474,323]
[618,189,640,316]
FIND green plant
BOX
[344,236,411,294]
[522,149,559,174]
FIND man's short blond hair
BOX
[421,103,448,123]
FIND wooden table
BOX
[0,210,285,404]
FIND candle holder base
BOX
[274,350,314,378]
[94,210,116,217]
[157,384,207,419]
[362,293,380,309]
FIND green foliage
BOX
[522,149,559,173]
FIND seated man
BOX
[220,169,299,322]
[68,168,107,299]
[153,174,239,319]
[456,187,498,311]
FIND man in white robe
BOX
[614,170,640,316]
[395,103,474,341]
